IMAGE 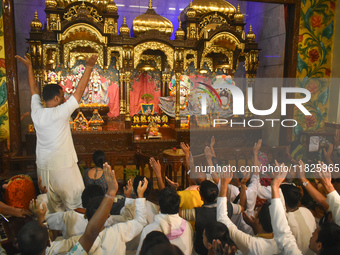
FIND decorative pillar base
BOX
[175,118,181,128]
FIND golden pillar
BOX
[175,72,181,128]
[125,71,131,123]
[119,72,125,115]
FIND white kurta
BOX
[124,198,158,224]
[217,197,281,255]
[31,94,84,212]
[136,213,194,255]
[326,190,340,226]
[46,198,147,255]
[46,201,136,239]
[286,207,316,255]
[269,198,302,255]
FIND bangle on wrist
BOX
[105,194,114,199]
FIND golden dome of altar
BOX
[106,0,118,13]
[120,17,130,36]
[175,21,185,39]
[133,0,173,37]
[188,0,236,17]
[54,0,115,10]
[186,1,196,18]
[234,5,244,22]
[246,25,256,42]
[45,0,57,8]
[30,11,43,31]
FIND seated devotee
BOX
[83,150,108,192]
[124,175,158,224]
[150,153,204,211]
[17,162,118,255]
[144,243,184,255]
[280,183,316,255]
[297,160,331,214]
[45,184,104,239]
[136,187,194,255]
[208,139,261,214]
[31,167,148,255]
[269,162,340,255]
[208,139,262,235]
[179,180,237,255]
[139,231,170,255]
[203,221,236,255]
[217,171,281,255]
[149,150,203,232]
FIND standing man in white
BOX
[16,54,98,213]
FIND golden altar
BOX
[27,0,260,127]
[9,0,265,177]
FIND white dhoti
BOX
[38,163,84,213]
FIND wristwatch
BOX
[303,181,309,187]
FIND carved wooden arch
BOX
[64,40,104,68]
[184,49,198,70]
[198,11,234,37]
[59,23,107,44]
[207,32,243,50]
[200,46,234,70]
[134,42,174,70]
[42,44,60,67]
[107,47,123,70]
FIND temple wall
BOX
[0,0,9,141]
[294,0,337,136]
[246,2,286,146]
[8,0,338,146]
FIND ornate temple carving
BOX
[27,0,260,128]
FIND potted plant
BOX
[123,168,139,182]
[141,93,154,104]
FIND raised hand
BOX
[15,55,32,68]
[242,212,257,234]
[85,55,98,68]
[15,54,39,95]
[150,157,165,190]
[297,160,307,180]
[12,208,32,218]
[314,161,335,194]
[180,142,190,156]
[212,239,236,255]
[240,171,250,185]
[165,176,179,190]
[272,160,288,185]
[271,160,288,199]
[29,199,47,223]
[253,139,262,155]
[38,177,47,194]
[323,144,334,162]
[219,169,233,197]
[137,177,148,198]
[149,157,162,177]
[204,146,214,161]
[210,136,215,148]
[103,162,118,197]
[123,179,133,198]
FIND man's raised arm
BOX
[72,55,98,102]
[15,55,39,95]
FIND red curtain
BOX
[129,73,161,116]
[107,81,120,118]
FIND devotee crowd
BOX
[0,137,340,255]
[3,54,338,255]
